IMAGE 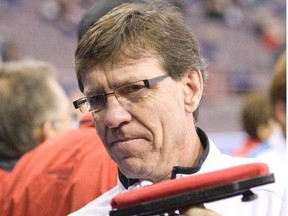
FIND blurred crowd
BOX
[0,0,285,90]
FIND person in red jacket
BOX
[2,114,118,216]
[0,59,72,209]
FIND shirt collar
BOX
[118,127,210,189]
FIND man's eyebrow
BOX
[110,76,144,88]
[84,76,145,96]
[84,86,104,96]
[119,76,146,84]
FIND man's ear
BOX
[182,70,203,113]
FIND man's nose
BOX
[103,96,132,128]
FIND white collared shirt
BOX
[69,140,286,216]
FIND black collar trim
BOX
[118,127,210,189]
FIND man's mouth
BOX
[110,138,139,147]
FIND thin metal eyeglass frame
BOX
[73,74,170,112]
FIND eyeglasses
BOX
[73,74,169,113]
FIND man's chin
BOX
[119,161,149,179]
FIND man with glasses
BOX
[70,1,285,216]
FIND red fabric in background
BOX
[1,115,118,216]
[0,169,9,212]
[111,163,269,209]
[232,138,261,157]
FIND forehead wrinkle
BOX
[82,69,106,96]
[83,66,124,96]
[104,63,143,88]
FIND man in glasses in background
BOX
[70,1,285,216]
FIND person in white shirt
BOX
[70,1,286,215]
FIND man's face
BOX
[81,57,202,182]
